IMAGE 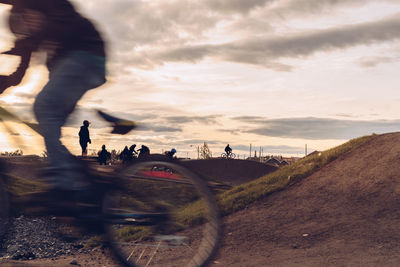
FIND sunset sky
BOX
[1,0,400,159]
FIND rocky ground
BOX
[0,216,90,261]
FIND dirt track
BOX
[213,132,400,266]
[181,158,278,186]
[1,132,400,266]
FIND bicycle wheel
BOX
[220,153,227,159]
[229,153,236,159]
[0,176,9,242]
[103,160,221,267]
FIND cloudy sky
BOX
[1,0,400,158]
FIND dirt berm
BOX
[213,132,400,266]
[181,158,278,186]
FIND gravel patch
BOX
[0,215,92,261]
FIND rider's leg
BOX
[33,51,105,191]
[81,142,88,157]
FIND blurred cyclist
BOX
[0,0,106,205]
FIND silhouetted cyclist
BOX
[225,144,232,156]
[119,145,132,163]
[138,145,150,158]
[166,148,177,158]
[0,0,106,208]
[79,120,91,157]
[98,144,110,165]
[129,144,137,157]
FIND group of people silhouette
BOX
[78,119,177,165]
[96,144,150,165]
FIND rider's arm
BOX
[0,49,31,93]
[7,49,31,85]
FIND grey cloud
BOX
[65,107,158,129]
[356,56,399,68]
[335,113,355,118]
[36,1,400,73]
[272,0,367,15]
[153,15,400,69]
[232,116,268,123]
[204,0,273,13]
[237,117,400,140]
[91,0,218,47]
[271,0,400,16]
[217,129,240,135]
[165,115,221,125]
[137,124,182,133]
[175,139,219,146]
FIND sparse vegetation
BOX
[200,142,212,159]
[177,134,376,226]
[1,149,24,156]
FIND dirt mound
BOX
[214,132,400,266]
[181,158,278,186]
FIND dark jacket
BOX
[79,126,90,144]
[8,0,105,70]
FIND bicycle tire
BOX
[220,153,227,159]
[0,176,9,244]
[102,159,221,267]
[230,153,236,159]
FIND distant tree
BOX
[1,149,23,156]
[200,142,212,159]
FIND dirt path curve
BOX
[2,132,400,266]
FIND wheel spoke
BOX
[103,160,221,267]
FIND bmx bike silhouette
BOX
[0,106,221,267]
[221,152,236,159]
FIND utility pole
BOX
[249,144,252,159]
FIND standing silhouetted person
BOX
[0,1,107,198]
[79,120,91,157]
[98,144,110,165]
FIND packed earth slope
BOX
[214,132,400,266]
[2,132,400,266]
[181,158,278,186]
